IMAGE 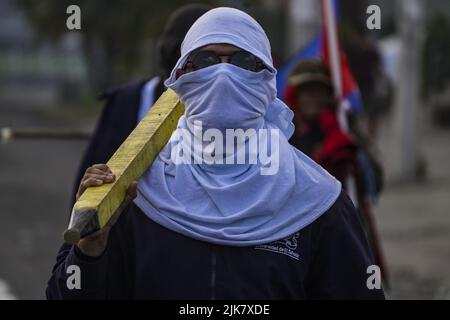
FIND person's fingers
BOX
[77,177,105,199]
[82,176,104,188]
[76,228,109,256]
[86,167,113,175]
[76,175,103,201]
[91,163,112,173]
[83,173,115,183]
[120,181,138,209]
[126,181,138,200]
[75,167,115,202]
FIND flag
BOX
[276,0,362,114]
[276,36,321,99]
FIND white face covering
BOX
[133,7,341,246]
[172,63,274,133]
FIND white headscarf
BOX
[134,7,341,246]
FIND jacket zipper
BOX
[210,247,217,300]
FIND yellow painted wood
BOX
[65,89,184,242]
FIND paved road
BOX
[377,122,450,299]
[0,105,90,299]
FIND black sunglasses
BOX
[183,50,268,73]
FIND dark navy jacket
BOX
[47,192,385,300]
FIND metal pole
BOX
[392,0,425,180]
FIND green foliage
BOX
[17,0,216,90]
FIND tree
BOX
[17,0,207,92]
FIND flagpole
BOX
[322,0,357,208]
[322,0,348,132]
[321,0,390,288]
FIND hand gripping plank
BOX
[64,89,184,244]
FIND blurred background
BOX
[0,0,449,299]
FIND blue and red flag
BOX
[276,0,363,115]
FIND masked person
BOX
[71,4,210,206]
[285,60,358,186]
[47,8,385,300]
[285,60,384,208]
[286,59,388,283]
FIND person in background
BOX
[285,59,359,186]
[71,4,210,206]
[285,59,388,286]
[342,28,393,142]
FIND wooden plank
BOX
[64,89,184,244]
